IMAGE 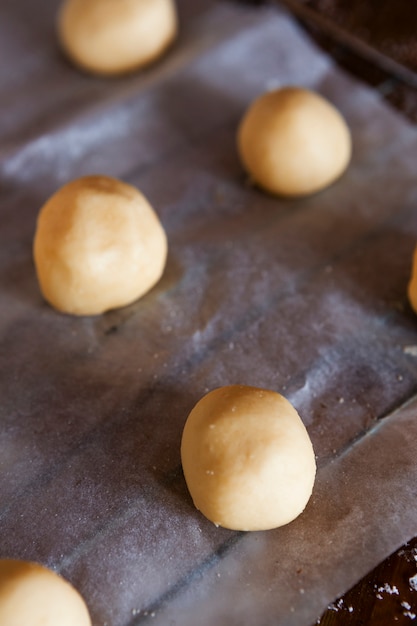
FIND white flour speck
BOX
[377,583,399,595]
[404,612,416,620]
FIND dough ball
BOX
[33,175,167,316]
[0,559,91,626]
[237,86,352,197]
[408,245,417,313]
[181,385,316,531]
[58,0,178,76]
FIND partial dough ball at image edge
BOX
[408,245,417,313]
[58,0,178,76]
[33,175,167,316]
[237,86,352,197]
[0,559,91,626]
[181,385,316,531]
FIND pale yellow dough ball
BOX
[237,86,352,197]
[181,385,316,531]
[0,559,91,626]
[58,0,178,76]
[408,245,417,313]
[33,175,167,316]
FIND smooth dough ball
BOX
[408,245,417,313]
[181,385,316,531]
[33,175,167,316]
[237,86,352,197]
[58,0,178,76]
[0,559,91,626]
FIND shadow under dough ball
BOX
[237,86,352,197]
[58,0,178,75]
[33,175,167,316]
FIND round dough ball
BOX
[33,175,167,316]
[58,0,178,76]
[0,559,91,626]
[237,86,352,197]
[408,245,417,313]
[181,385,316,531]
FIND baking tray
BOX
[276,0,417,88]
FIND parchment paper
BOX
[1,1,417,625]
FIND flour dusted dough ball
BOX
[58,0,177,76]
[181,385,316,531]
[34,175,167,316]
[408,245,417,313]
[237,86,351,197]
[0,560,91,626]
